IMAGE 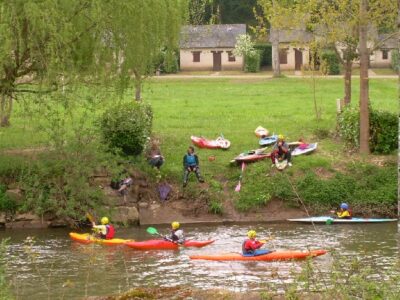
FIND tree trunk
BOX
[343,58,352,105]
[0,93,12,127]
[133,71,142,101]
[359,0,370,154]
[271,28,281,78]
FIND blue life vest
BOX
[186,154,196,166]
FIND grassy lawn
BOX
[1,77,397,212]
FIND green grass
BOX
[0,77,397,211]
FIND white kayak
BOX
[287,216,398,223]
[291,143,318,156]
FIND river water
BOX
[1,222,399,299]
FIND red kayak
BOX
[125,239,215,250]
[190,249,327,261]
[191,136,231,149]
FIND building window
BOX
[279,49,288,64]
[382,49,389,60]
[192,51,201,62]
[227,51,236,62]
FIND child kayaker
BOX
[164,221,185,244]
[271,135,292,167]
[92,217,115,240]
[332,203,352,219]
[242,230,273,256]
[183,146,204,187]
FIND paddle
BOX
[147,226,175,243]
[86,212,95,223]
[235,162,246,192]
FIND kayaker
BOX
[92,217,115,240]
[183,146,204,187]
[242,230,273,256]
[332,203,352,219]
[271,134,292,167]
[164,221,185,244]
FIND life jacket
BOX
[242,239,253,254]
[105,224,115,239]
[186,154,197,166]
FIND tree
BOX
[101,0,187,101]
[0,0,101,127]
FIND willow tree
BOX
[0,0,103,127]
[101,0,187,101]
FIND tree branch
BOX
[14,87,57,94]
[369,31,399,53]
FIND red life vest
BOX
[105,224,115,239]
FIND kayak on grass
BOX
[125,239,215,250]
[190,249,327,261]
[254,126,269,138]
[287,216,398,223]
[231,148,270,163]
[291,143,318,156]
[191,136,231,149]
[69,232,134,245]
[259,135,278,146]
[275,159,288,171]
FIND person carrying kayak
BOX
[242,230,273,256]
[332,203,352,219]
[183,146,204,187]
[271,134,292,167]
[164,221,185,244]
[92,217,115,240]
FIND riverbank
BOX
[0,77,397,227]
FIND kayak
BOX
[254,126,269,138]
[191,136,231,149]
[287,216,398,223]
[259,135,278,146]
[275,159,288,171]
[190,249,327,261]
[291,143,318,156]
[69,232,134,245]
[232,148,271,163]
[125,239,215,250]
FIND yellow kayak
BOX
[69,232,134,245]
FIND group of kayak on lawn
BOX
[90,203,351,256]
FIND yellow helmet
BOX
[278,134,285,140]
[101,217,109,225]
[171,221,180,230]
[247,230,257,239]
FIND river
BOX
[1,222,399,299]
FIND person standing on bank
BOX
[183,146,204,187]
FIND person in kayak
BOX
[271,135,292,167]
[183,146,204,187]
[92,217,115,240]
[164,221,185,244]
[242,230,273,256]
[333,203,352,219]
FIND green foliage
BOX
[337,106,398,153]
[208,199,223,215]
[162,49,179,74]
[254,44,272,67]
[0,156,29,183]
[244,51,261,73]
[0,185,17,213]
[100,102,153,156]
[320,50,340,75]
[391,49,400,72]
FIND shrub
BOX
[244,51,261,73]
[320,50,340,75]
[391,49,400,72]
[0,185,17,213]
[208,199,223,215]
[162,49,179,74]
[100,102,153,156]
[337,106,398,153]
[254,43,272,67]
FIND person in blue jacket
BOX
[183,146,204,187]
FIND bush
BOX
[320,50,340,75]
[254,44,272,67]
[162,49,179,74]
[100,102,153,156]
[391,49,399,72]
[208,199,223,215]
[244,51,261,73]
[337,106,398,154]
[0,185,17,213]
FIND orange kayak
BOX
[190,249,327,261]
[125,239,215,250]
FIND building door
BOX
[212,51,222,71]
[294,48,303,70]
